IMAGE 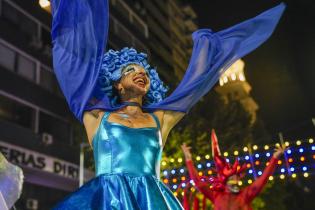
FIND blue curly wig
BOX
[98,47,168,106]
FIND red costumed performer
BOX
[181,130,286,210]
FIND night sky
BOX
[187,0,315,139]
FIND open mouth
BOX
[133,76,147,88]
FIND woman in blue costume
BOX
[51,0,285,209]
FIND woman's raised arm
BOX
[146,3,285,114]
[51,0,109,122]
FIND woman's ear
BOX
[114,82,124,95]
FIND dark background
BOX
[187,0,315,139]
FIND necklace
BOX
[121,101,142,107]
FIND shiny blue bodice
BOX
[92,112,162,177]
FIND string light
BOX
[238,181,243,186]
[285,141,290,147]
[269,176,274,181]
[162,138,315,189]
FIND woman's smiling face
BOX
[116,64,151,98]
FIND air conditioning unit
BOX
[42,132,53,145]
[26,198,38,210]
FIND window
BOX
[40,68,63,97]
[39,112,71,144]
[2,1,38,39]
[0,43,16,71]
[40,68,55,91]
[17,55,36,81]
[0,95,35,129]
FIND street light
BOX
[39,0,50,8]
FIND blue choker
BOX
[122,102,142,107]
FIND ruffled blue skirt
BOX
[53,173,183,210]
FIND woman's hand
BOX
[273,143,287,159]
[181,143,192,161]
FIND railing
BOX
[111,0,149,38]
[0,0,51,47]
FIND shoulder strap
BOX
[149,113,160,129]
[102,112,111,121]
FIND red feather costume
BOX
[184,130,278,210]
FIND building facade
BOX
[0,0,197,209]
[216,59,259,124]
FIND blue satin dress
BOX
[53,112,183,210]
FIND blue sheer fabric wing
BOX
[145,3,285,113]
[52,0,285,122]
[51,0,109,121]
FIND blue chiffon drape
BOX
[51,0,285,122]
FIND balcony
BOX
[109,15,149,53]
[110,0,149,38]
[0,0,52,66]
[0,119,79,163]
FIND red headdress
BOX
[211,129,247,189]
